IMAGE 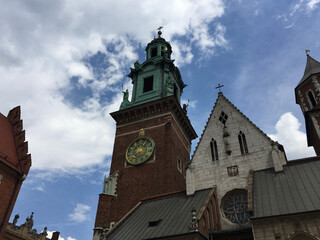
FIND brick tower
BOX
[295,53,320,155]
[0,106,31,239]
[93,30,197,239]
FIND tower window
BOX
[308,91,317,108]
[151,47,158,58]
[143,76,153,92]
[174,84,178,98]
[238,131,248,154]
[210,138,218,161]
[177,158,182,172]
[219,111,228,125]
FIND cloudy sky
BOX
[1,0,320,239]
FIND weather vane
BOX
[215,83,224,92]
[305,49,310,56]
[157,26,163,37]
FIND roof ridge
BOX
[141,190,185,202]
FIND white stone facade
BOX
[186,93,286,231]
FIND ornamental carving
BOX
[222,190,249,225]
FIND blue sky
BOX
[1,0,320,239]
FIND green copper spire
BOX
[120,30,186,110]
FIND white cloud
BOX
[269,112,315,160]
[68,203,91,223]
[274,0,319,26]
[307,0,320,10]
[47,231,76,240]
[0,0,226,174]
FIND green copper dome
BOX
[120,32,186,110]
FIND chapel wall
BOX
[251,213,320,240]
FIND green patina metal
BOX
[120,30,187,110]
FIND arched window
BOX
[308,91,317,108]
[238,131,248,154]
[210,138,218,161]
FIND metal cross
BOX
[215,83,224,92]
[305,49,310,56]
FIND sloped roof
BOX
[106,189,212,240]
[252,157,320,219]
[297,55,320,87]
[191,92,277,160]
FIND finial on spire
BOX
[215,83,224,93]
[157,26,163,37]
[305,49,310,56]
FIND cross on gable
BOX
[216,83,224,92]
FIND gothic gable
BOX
[186,93,287,231]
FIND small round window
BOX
[222,190,249,225]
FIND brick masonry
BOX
[0,106,31,239]
[295,73,320,155]
[94,97,196,235]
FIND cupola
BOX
[120,29,186,110]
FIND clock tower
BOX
[93,30,197,239]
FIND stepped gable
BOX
[0,106,31,175]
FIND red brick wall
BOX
[94,194,114,229]
[95,111,192,229]
[0,165,22,239]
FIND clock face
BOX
[126,137,155,165]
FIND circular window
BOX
[222,190,249,225]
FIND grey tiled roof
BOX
[297,55,320,87]
[252,157,320,219]
[106,189,211,240]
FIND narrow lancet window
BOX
[238,131,248,154]
[308,91,317,108]
[210,138,218,161]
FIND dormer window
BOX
[151,47,158,58]
[148,219,161,227]
[143,76,153,92]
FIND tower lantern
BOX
[120,32,185,110]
